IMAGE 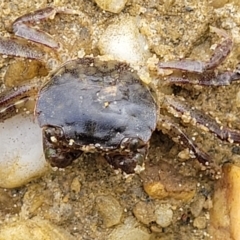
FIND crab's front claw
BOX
[105,152,145,174]
[158,27,233,73]
[42,127,83,168]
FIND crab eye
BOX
[120,137,145,151]
[128,138,143,151]
[44,126,64,143]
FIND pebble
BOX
[154,204,173,228]
[235,90,240,107]
[94,0,128,13]
[0,217,75,240]
[0,113,49,188]
[107,217,151,240]
[70,177,81,193]
[4,60,48,87]
[209,164,240,239]
[133,201,156,225]
[190,195,206,217]
[98,17,150,66]
[95,195,123,227]
[0,188,20,214]
[141,163,196,201]
[193,215,207,229]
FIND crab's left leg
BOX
[0,7,82,59]
[0,38,45,59]
[158,27,232,73]
[159,69,240,86]
[164,95,240,143]
[157,27,240,86]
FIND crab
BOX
[1,7,240,174]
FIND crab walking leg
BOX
[159,116,211,166]
[163,70,240,86]
[158,27,233,73]
[0,83,39,121]
[164,95,240,143]
[11,7,85,48]
[0,38,45,59]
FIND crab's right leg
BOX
[158,116,211,167]
[0,83,39,121]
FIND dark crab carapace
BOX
[35,58,157,173]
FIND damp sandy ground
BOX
[1,0,240,239]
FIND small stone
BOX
[150,224,162,233]
[98,17,150,66]
[190,195,206,217]
[0,189,20,214]
[45,203,73,224]
[4,60,48,87]
[235,90,240,108]
[133,201,156,225]
[0,114,49,188]
[94,0,128,13]
[95,195,123,227]
[107,217,151,240]
[70,177,81,193]
[209,164,240,239]
[193,215,207,229]
[154,204,173,228]
[143,181,169,199]
[141,163,196,201]
[0,217,75,240]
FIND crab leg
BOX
[0,83,39,121]
[158,27,233,73]
[0,37,45,59]
[164,95,240,143]
[159,116,211,166]
[0,7,83,58]
[163,70,240,86]
[11,7,82,49]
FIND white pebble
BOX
[0,114,49,188]
[98,17,150,65]
[155,204,173,228]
